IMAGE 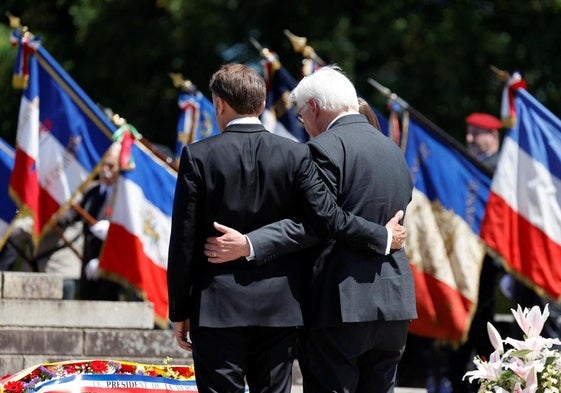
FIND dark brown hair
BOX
[209,63,266,115]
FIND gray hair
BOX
[289,65,359,112]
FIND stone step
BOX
[1,271,63,300]
[0,299,154,329]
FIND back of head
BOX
[290,65,359,112]
[209,63,266,115]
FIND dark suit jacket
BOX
[249,115,417,327]
[167,123,391,329]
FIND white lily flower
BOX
[488,322,504,353]
[512,304,550,338]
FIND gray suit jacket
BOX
[248,114,417,327]
[167,122,398,329]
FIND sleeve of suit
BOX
[249,147,390,264]
[297,145,390,253]
[247,218,322,266]
[167,146,201,322]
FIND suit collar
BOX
[328,113,369,130]
[224,123,268,133]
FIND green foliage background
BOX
[1,0,561,152]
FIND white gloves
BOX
[85,258,100,280]
[90,219,110,240]
[85,220,110,280]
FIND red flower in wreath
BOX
[176,367,195,379]
[3,380,25,393]
[119,363,137,374]
[90,361,109,373]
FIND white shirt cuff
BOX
[385,227,392,255]
[245,235,255,260]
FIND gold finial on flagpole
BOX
[283,29,325,66]
[169,72,196,93]
[490,65,510,82]
[7,12,24,31]
[111,113,127,127]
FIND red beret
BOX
[465,113,503,131]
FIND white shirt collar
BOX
[226,117,262,127]
[325,111,359,131]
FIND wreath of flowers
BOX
[0,359,195,393]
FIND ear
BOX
[214,96,225,115]
[308,99,319,118]
[258,100,266,115]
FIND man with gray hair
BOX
[207,66,416,393]
[168,63,408,393]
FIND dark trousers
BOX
[298,320,410,393]
[191,326,299,393]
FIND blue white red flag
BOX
[260,50,309,143]
[404,115,492,342]
[0,137,17,248]
[9,30,114,240]
[174,91,220,160]
[481,88,561,300]
[100,142,176,326]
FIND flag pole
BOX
[248,36,282,81]
[367,78,494,178]
[249,36,264,54]
[51,223,83,260]
[248,35,280,66]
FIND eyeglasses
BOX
[296,103,308,124]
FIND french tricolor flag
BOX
[100,142,176,327]
[10,51,40,237]
[9,31,114,240]
[481,88,561,300]
[404,116,492,342]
